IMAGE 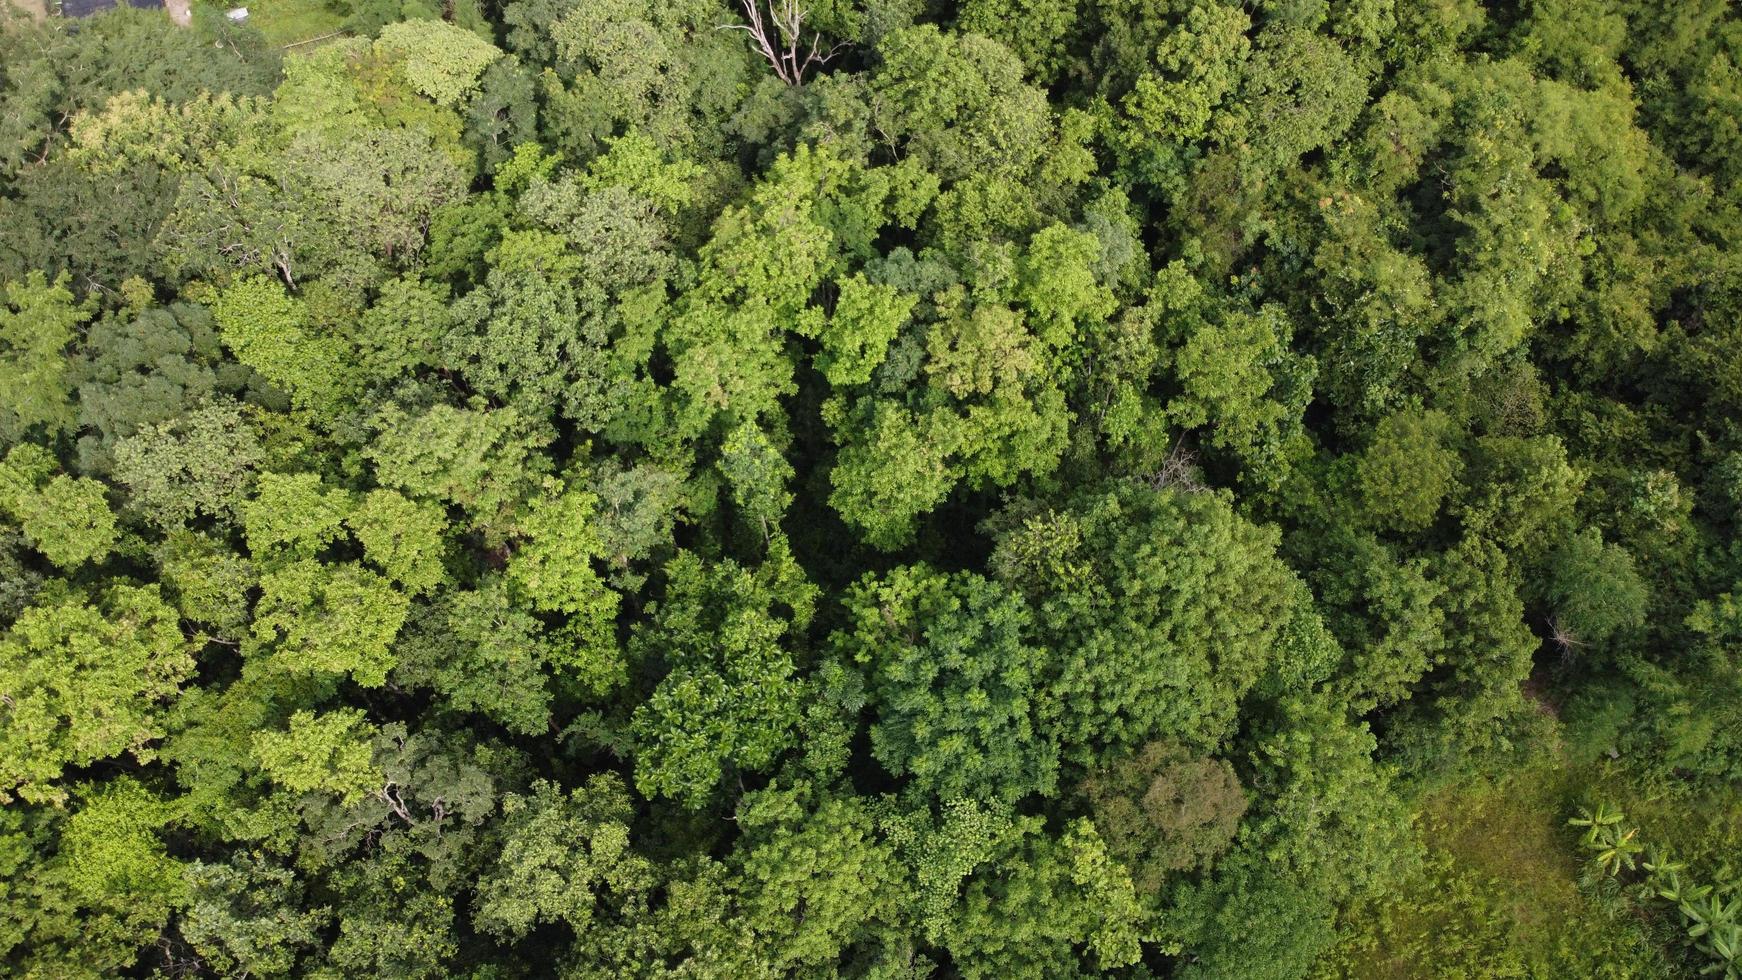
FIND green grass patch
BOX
[1313,757,1699,978]
[211,0,344,48]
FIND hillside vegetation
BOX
[2,0,1741,976]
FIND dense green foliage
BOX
[2,0,1742,975]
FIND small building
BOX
[58,0,163,17]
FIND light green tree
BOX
[249,560,409,687]
[8,473,118,570]
[112,400,264,529]
[375,20,504,108]
[348,489,448,595]
[630,551,814,808]
[0,272,83,442]
[474,775,654,939]
[0,585,192,804]
[253,708,382,805]
[242,471,354,558]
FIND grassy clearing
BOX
[209,0,342,48]
[1311,749,1738,979]
[6,0,49,19]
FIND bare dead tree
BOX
[150,934,208,979]
[721,0,845,86]
[1146,439,1206,493]
[376,781,416,824]
[1547,615,1584,666]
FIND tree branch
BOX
[721,0,844,86]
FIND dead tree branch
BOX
[1547,615,1585,667]
[1146,439,1206,493]
[721,0,845,86]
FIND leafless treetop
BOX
[722,0,845,86]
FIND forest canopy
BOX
[2,0,1742,976]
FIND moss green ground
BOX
[1315,747,1742,978]
[207,0,342,47]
